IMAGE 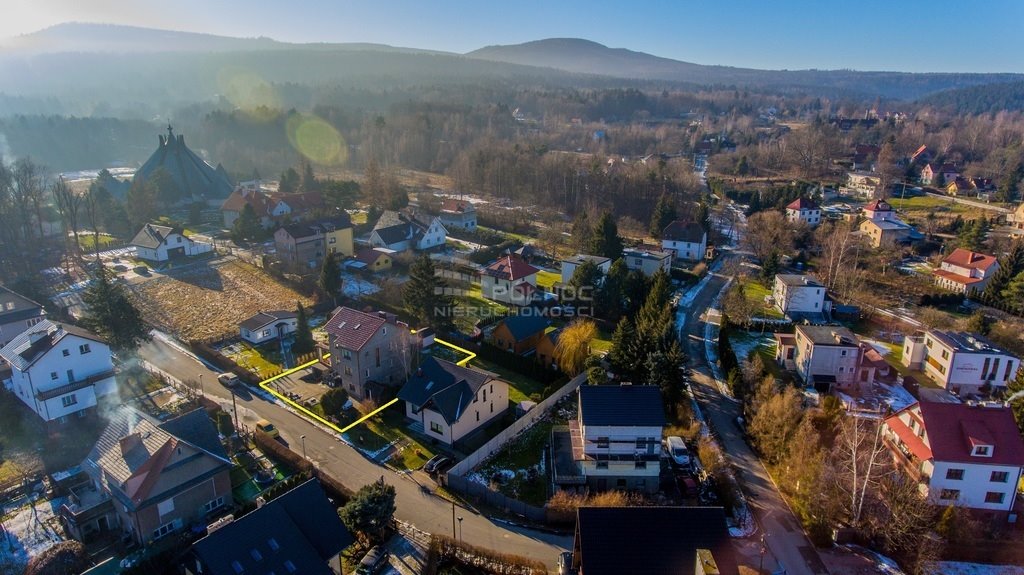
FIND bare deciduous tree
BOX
[827,416,890,526]
[742,210,793,264]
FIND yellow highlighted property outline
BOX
[257,333,476,435]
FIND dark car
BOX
[557,551,573,575]
[424,455,453,474]
[355,546,389,574]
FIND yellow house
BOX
[859,218,912,248]
[324,222,354,258]
[354,247,394,272]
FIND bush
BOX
[25,541,88,575]
[545,490,643,524]
[254,429,313,475]
[424,535,547,575]
[320,388,349,416]
[477,342,562,385]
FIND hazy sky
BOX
[3,0,1022,73]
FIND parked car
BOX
[678,475,699,498]
[557,551,573,575]
[665,436,691,467]
[217,372,240,388]
[424,455,452,474]
[255,419,279,439]
[355,545,389,574]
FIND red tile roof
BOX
[891,402,1024,466]
[932,269,984,286]
[441,199,474,213]
[942,248,998,272]
[481,254,539,281]
[323,307,388,351]
[885,412,933,461]
[864,199,892,212]
[786,197,819,210]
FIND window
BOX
[204,497,225,513]
[476,412,480,422]
[595,461,608,469]
[939,489,960,501]
[50,371,58,380]
[941,350,949,360]
[79,344,91,354]
[636,438,646,449]
[329,236,336,244]
[635,461,646,469]
[62,349,70,357]
[841,350,847,357]
[945,468,964,480]
[482,389,487,402]
[596,437,609,449]
[250,549,263,561]
[284,560,298,573]
[974,446,990,456]
[67,369,74,382]
[158,498,175,516]
[61,394,78,408]
[430,421,443,434]
[268,538,280,552]
[991,471,1010,483]
[985,492,1006,504]
[152,520,179,540]
[344,366,352,376]
[343,349,352,359]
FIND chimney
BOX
[119,433,143,456]
[416,368,423,377]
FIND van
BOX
[666,436,691,467]
[355,545,389,574]
[255,419,279,439]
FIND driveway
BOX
[135,336,572,570]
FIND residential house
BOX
[571,507,738,575]
[438,199,477,232]
[324,307,410,404]
[933,248,999,294]
[774,325,868,392]
[490,314,550,355]
[536,328,562,369]
[130,224,212,262]
[902,330,1020,395]
[273,214,353,271]
[184,479,352,575]
[660,220,708,262]
[946,177,974,197]
[843,172,881,198]
[785,198,822,227]
[0,320,116,426]
[239,310,297,345]
[352,247,394,273]
[863,199,896,221]
[772,274,826,317]
[398,357,508,445]
[480,254,539,305]
[883,402,1024,518]
[63,408,232,546]
[560,254,612,286]
[860,218,914,248]
[921,162,961,186]
[1013,202,1024,233]
[0,286,45,347]
[622,247,672,277]
[220,184,324,229]
[369,209,446,252]
[559,385,665,493]
[851,143,880,171]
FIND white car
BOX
[217,372,240,388]
[666,436,691,467]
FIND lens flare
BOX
[216,69,280,120]
[286,114,348,167]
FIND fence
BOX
[445,474,546,522]
[137,358,201,398]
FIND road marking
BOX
[256,333,476,435]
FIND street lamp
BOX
[759,534,767,575]
[457,516,464,543]
[198,373,204,398]
[300,435,307,460]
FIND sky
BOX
[2,0,1023,73]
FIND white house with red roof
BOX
[438,199,477,232]
[902,329,1020,395]
[323,307,410,403]
[862,199,895,222]
[883,401,1024,515]
[785,198,822,227]
[933,248,999,294]
[220,184,325,229]
[480,254,539,305]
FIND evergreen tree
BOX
[588,212,623,260]
[292,302,315,356]
[568,260,603,300]
[982,240,1024,304]
[231,204,263,244]
[608,317,641,377]
[1001,271,1024,314]
[570,211,593,253]
[279,167,300,193]
[958,217,989,250]
[649,193,677,238]
[597,258,629,320]
[403,254,453,329]
[695,201,711,233]
[80,268,149,352]
[620,269,650,317]
[318,252,342,306]
[125,177,157,231]
[1008,365,1024,434]
[646,340,687,417]
[301,161,319,192]
[339,478,397,544]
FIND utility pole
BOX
[231,389,239,432]
[451,501,456,540]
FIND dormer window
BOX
[973,445,991,457]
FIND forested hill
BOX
[916,81,1024,114]
[467,38,1024,100]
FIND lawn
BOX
[590,328,613,355]
[470,418,556,506]
[877,341,940,389]
[77,232,121,251]
[330,402,437,471]
[0,391,107,476]
[889,196,970,214]
[221,341,286,376]
[536,270,561,290]
[452,285,508,332]
[739,278,784,319]
[469,356,548,405]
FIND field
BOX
[888,195,971,214]
[127,259,315,342]
[739,278,784,319]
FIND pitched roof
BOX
[574,507,738,575]
[372,209,440,245]
[863,199,892,212]
[279,214,352,241]
[220,187,273,214]
[0,286,44,325]
[372,222,413,246]
[441,199,475,213]
[0,320,105,371]
[579,385,665,427]
[942,248,998,272]
[497,314,550,342]
[156,408,229,461]
[190,479,353,575]
[932,269,984,286]
[323,307,388,351]
[786,197,820,210]
[481,254,539,281]
[890,402,1024,466]
[240,310,297,332]
[354,247,391,266]
[268,191,324,213]
[398,357,494,425]
[130,223,183,249]
[135,126,233,199]
[661,220,706,244]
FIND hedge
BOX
[253,430,353,505]
[423,535,547,575]
[477,342,561,385]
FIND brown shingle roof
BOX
[323,307,388,351]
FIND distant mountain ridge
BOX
[1,23,1022,100]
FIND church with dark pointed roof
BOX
[133,125,234,201]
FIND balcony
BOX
[551,425,585,485]
[36,370,116,401]
[61,482,113,523]
[882,434,924,482]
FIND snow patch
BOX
[930,562,1024,575]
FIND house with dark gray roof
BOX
[130,223,212,262]
[240,310,298,345]
[273,213,354,271]
[661,220,707,262]
[555,385,665,493]
[184,479,352,575]
[62,407,232,546]
[0,320,116,426]
[572,506,738,575]
[398,356,508,444]
[324,307,411,403]
[0,285,45,347]
[369,209,446,252]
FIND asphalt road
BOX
[681,263,830,575]
[135,336,572,570]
